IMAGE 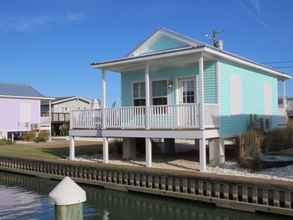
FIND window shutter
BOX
[230,75,242,115]
[264,82,272,115]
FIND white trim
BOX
[131,80,145,106]
[92,47,202,68]
[0,95,53,100]
[151,79,169,105]
[199,54,205,130]
[70,128,220,139]
[176,76,197,105]
[92,47,291,80]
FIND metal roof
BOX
[91,28,292,80]
[0,83,46,98]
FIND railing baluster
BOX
[70,103,210,130]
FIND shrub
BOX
[60,125,69,136]
[34,131,49,143]
[263,124,293,152]
[22,131,37,142]
[0,139,14,145]
[238,129,264,170]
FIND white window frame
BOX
[151,79,169,106]
[132,81,146,106]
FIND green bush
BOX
[238,129,264,170]
[0,139,14,145]
[34,131,49,143]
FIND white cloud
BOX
[0,12,85,32]
[240,0,268,28]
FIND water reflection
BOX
[0,171,291,220]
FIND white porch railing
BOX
[71,110,103,129]
[71,104,219,130]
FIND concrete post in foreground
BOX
[49,177,86,220]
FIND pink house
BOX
[0,83,52,139]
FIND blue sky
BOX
[0,0,293,105]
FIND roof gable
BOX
[129,28,202,57]
[52,96,91,105]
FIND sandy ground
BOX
[72,154,293,182]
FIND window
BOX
[132,80,168,106]
[182,80,195,103]
[133,82,145,106]
[152,80,168,105]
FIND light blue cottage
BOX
[70,28,291,171]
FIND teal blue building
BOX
[70,28,291,171]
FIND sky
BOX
[0,0,293,106]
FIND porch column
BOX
[103,138,109,164]
[102,69,107,129]
[209,138,225,166]
[208,139,219,166]
[48,99,52,142]
[145,138,152,167]
[145,64,150,129]
[219,139,225,164]
[198,54,207,171]
[102,69,107,108]
[69,136,75,160]
[283,80,287,110]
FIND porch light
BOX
[167,80,173,89]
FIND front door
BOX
[177,77,196,127]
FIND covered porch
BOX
[69,50,222,171]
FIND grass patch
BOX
[0,141,102,160]
[0,139,14,145]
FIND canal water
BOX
[0,171,291,220]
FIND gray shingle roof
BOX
[0,83,45,98]
[54,96,75,102]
